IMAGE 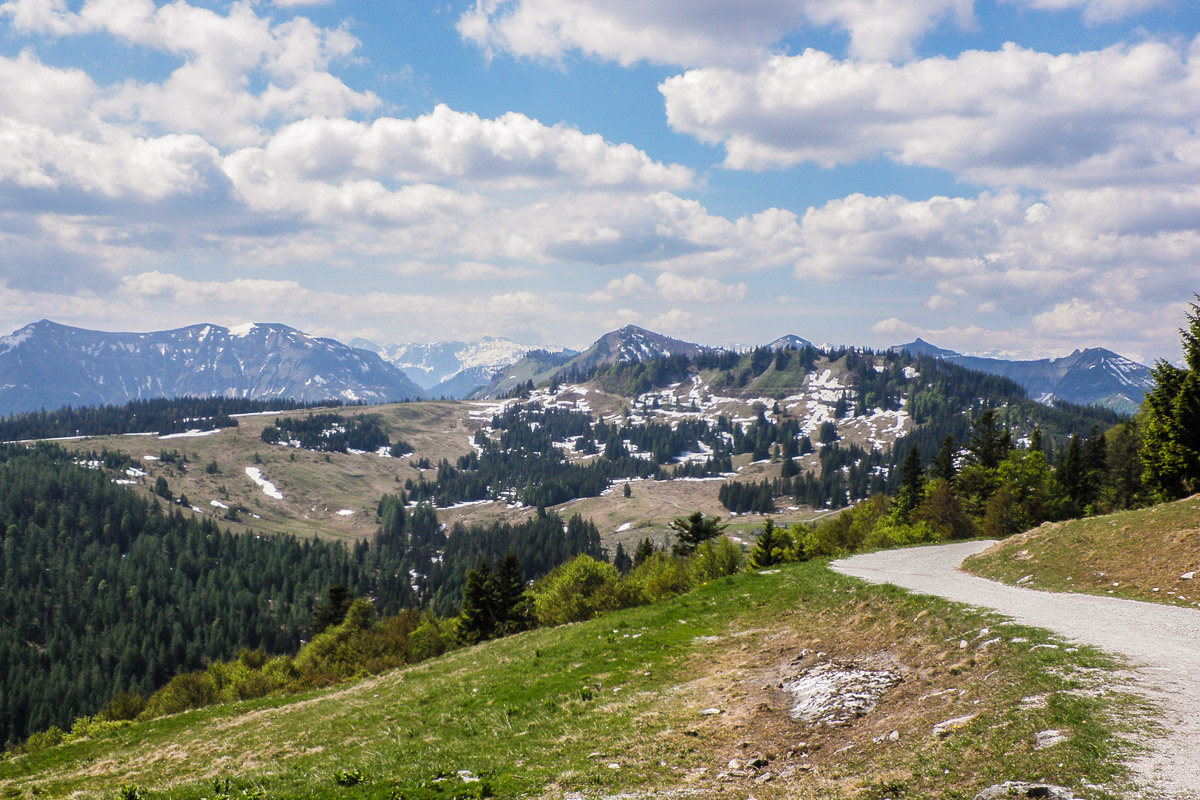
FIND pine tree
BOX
[613,542,632,574]
[968,409,1007,469]
[1141,300,1200,500]
[894,443,924,522]
[493,552,527,635]
[749,519,786,567]
[458,560,497,643]
[670,511,727,555]
[633,537,655,567]
[931,435,957,484]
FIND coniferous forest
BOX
[0,443,605,745]
[0,397,341,442]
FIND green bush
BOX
[141,670,219,718]
[620,552,690,605]
[687,536,744,585]
[531,555,621,626]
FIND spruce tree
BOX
[669,511,727,555]
[895,443,924,522]
[458,560,497,643]
[1141,300,1200,500]
[749,519,786,567]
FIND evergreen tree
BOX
[458,560,497,643]
[493,552,528,635]
[749,519,786,568]
[931,435,958,485]
[633,537,655,567]
[968,409,1007,469]
[312,585,353,634]
[1141,298,1200,499]
[670,511,727,555]
[894,443,925,522]
[612,542,632,574]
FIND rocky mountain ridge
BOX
[0,320,424,415]
[893,338,1153,413]
[354,336,574,399]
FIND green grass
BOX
[0,561,1147,800]
[964,495,1200,607]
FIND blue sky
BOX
[1,0,1198,362]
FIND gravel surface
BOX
[832,540,1200,799]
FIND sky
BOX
[1,0,1199,363]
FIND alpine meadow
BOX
[2,0,1200,798]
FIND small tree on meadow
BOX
[669,510,727,556]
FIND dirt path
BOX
[831,541,1200,799]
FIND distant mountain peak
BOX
[892,338,1152,413]
[0,320,424,415]
[372,336,572,398]
[769,334,814,350]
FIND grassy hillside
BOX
[963,496,1200,608]
[52,402,476,543]
[0,560,1143,800]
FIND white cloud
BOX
[792,189,1200,314]
[591,274,651,301]
[662,40,1200,190]
[654,273,747,303]
[1007,0,1171,24]
[231,105,693,190]
[649,307,697,334]
[1,0,376,147]
[871,302,1187,362]
[457,0,980,66]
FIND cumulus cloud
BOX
[654,273,747,303]
[874,297,1191,362]
[1007,0,1171,24]
[457,0,978,65]
[1,0,376,147]
[793,190,1200,314]
[229,105,693,190]
[661,40,1200,189]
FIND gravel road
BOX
[831,540,1200,798]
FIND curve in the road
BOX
[831,540,1200,799]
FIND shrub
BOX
[620,552,690,605]
[531,555,621,626]
[687,536,744,585]
[141,670,218,718]
[99,691,146,722]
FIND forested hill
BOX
[0,396,342,442]
[0,442,606,746]
[0,444,402,744]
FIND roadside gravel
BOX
[832,540,1200,799]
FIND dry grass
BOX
[963,495,1200,607]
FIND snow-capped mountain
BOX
[893,338,1154,413]
[0,320,425,415]
[477,325,719,397]
[768,334,815,350]
[355,337,574,399]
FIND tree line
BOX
[0,396,342,441]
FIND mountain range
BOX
[0,320,424,415]
[474,324,715,397]
[0,320,1156,416]
[352,337,574,399]
[893,338,1154,414]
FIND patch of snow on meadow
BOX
[336,509,354,516]
[245,467,283,500]
[159,428,222,440]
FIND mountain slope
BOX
[359,337,574,399]
[0,558,1131,800]
[477,325,717,397]
[0,320,424,414]
[893,338,1153,412]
